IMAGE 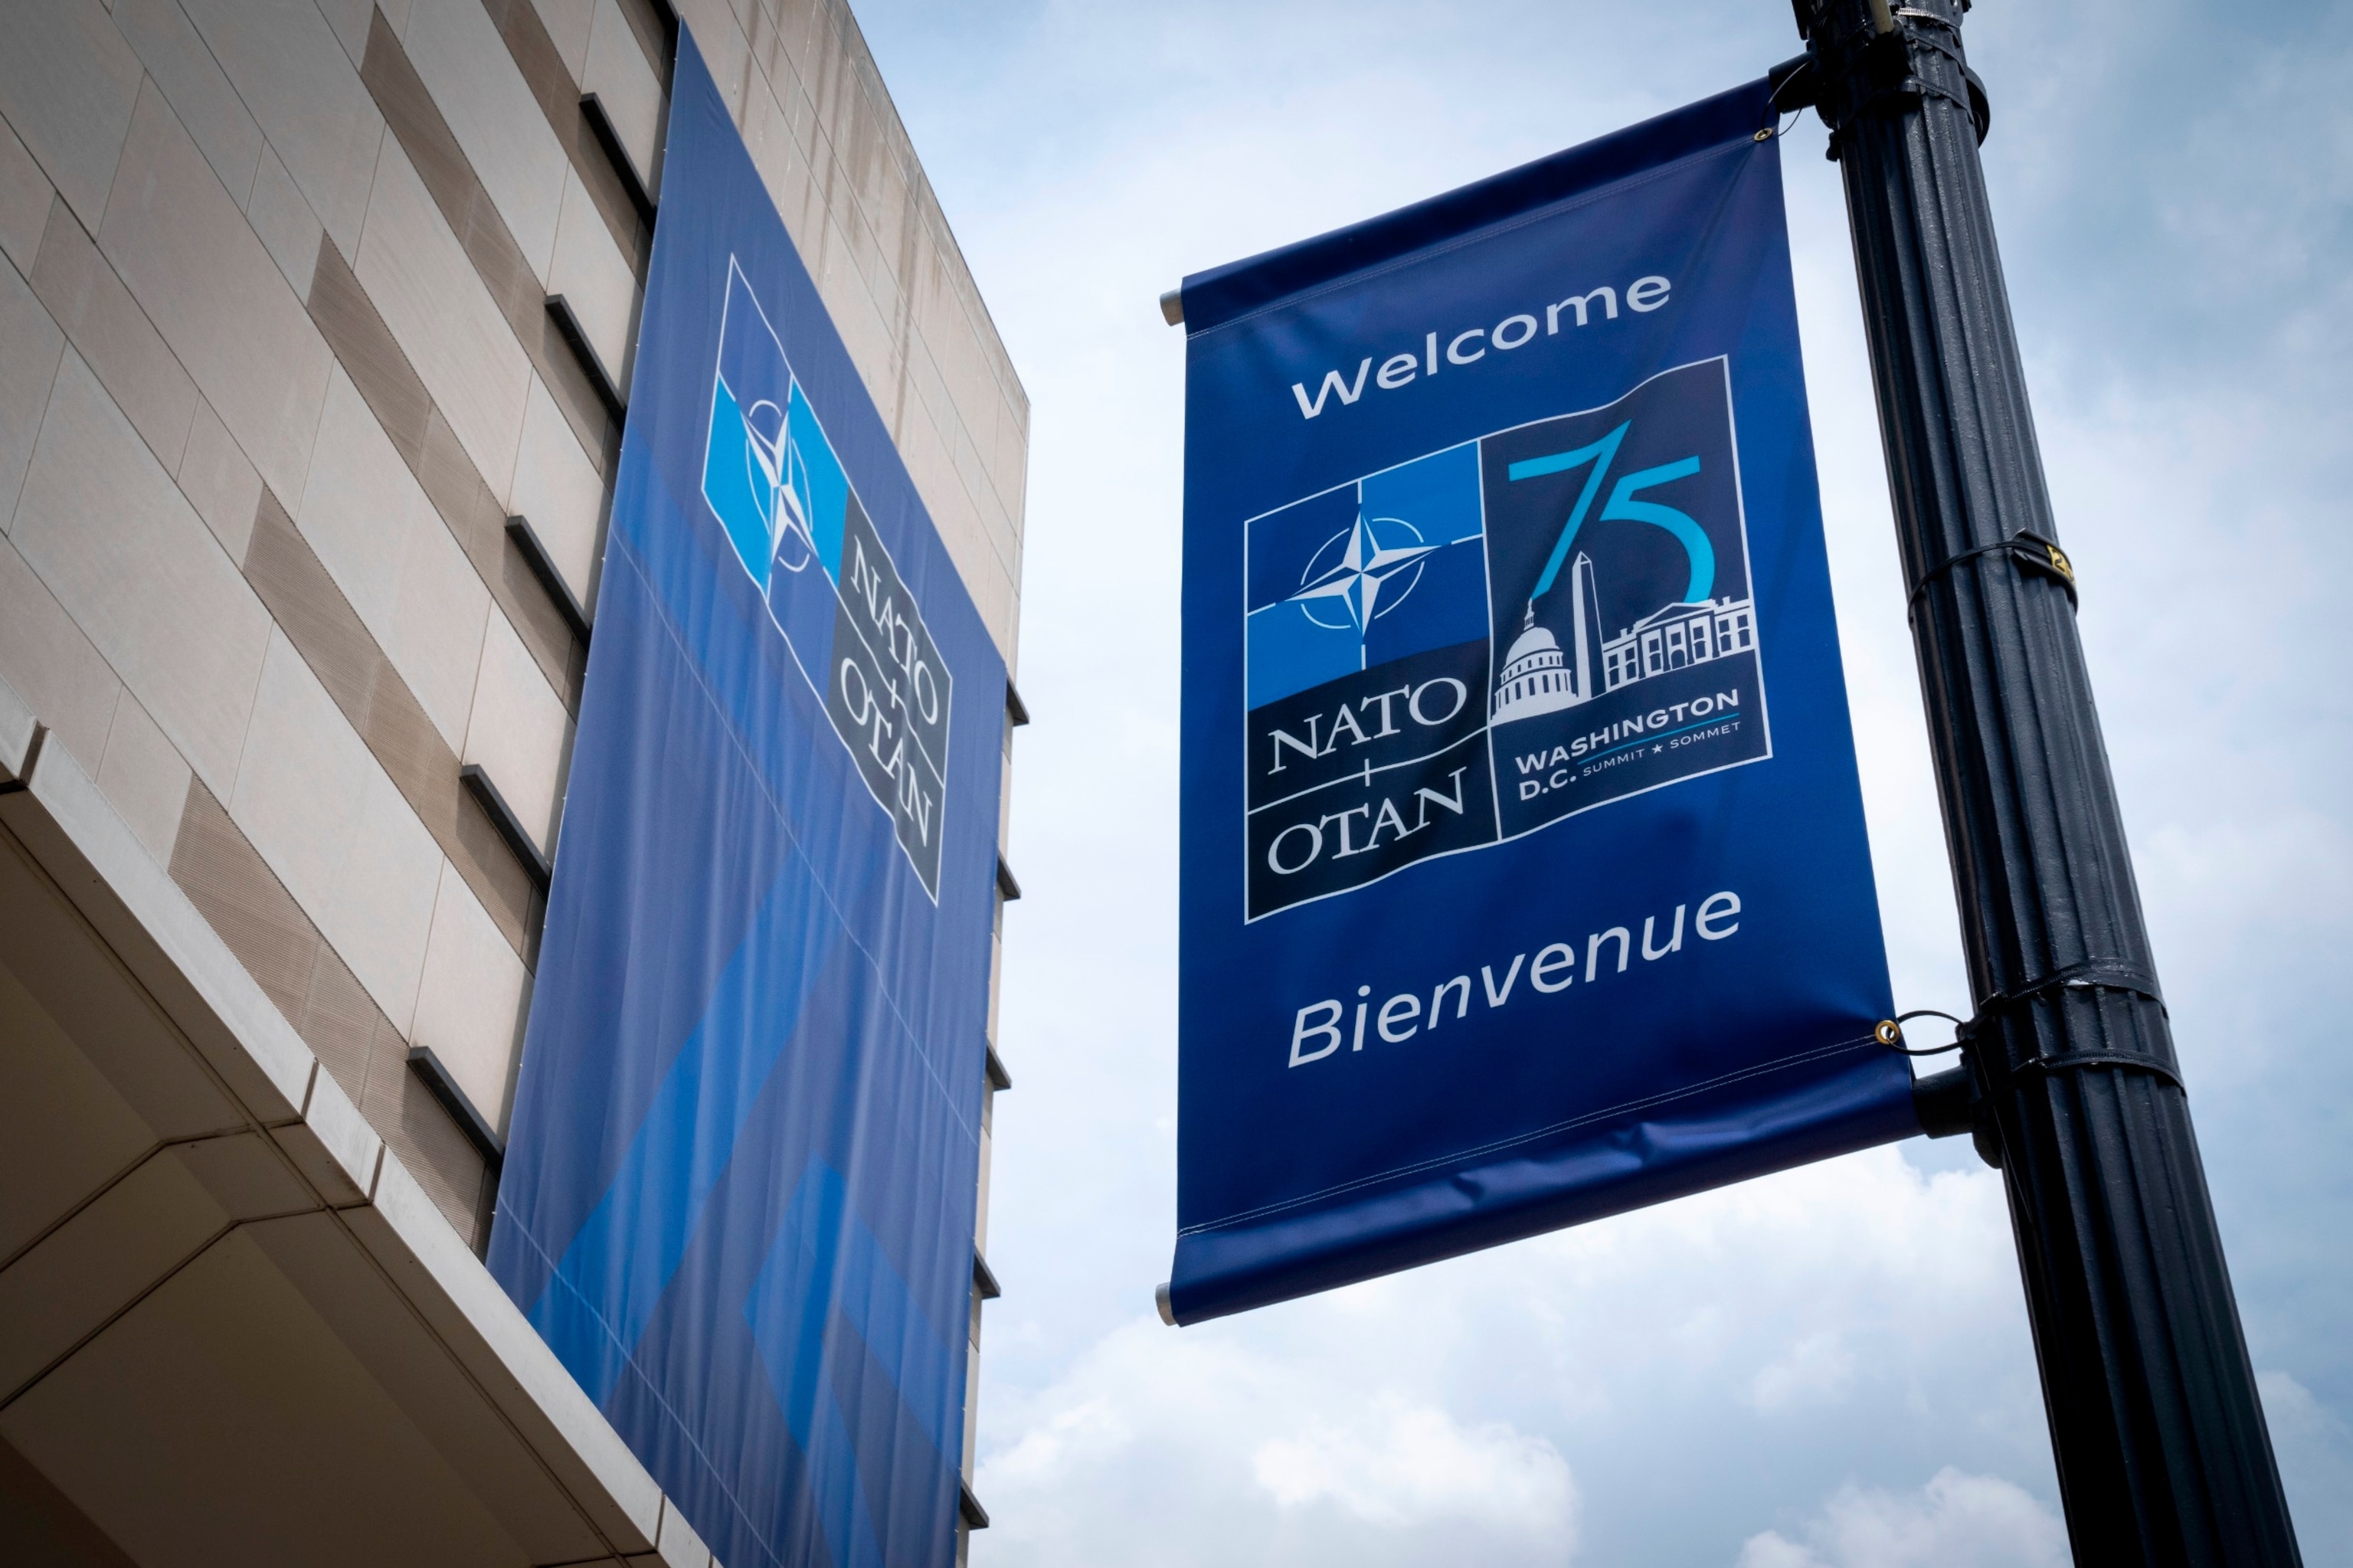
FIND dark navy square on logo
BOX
[1481,358,1769,837]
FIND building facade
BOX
[0,0,1025,1561]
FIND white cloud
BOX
[1749,1331,1857,1414]
[972,1148,2047,1566]
[1735,1469,2069,1568]
[975,1318,1576,1566]
[2255,1370,2353,1550]
[1252,1397,1575,1535]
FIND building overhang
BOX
[0,676,715,1568]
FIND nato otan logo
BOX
[1242,358,1770,920]
[704,257,954,897]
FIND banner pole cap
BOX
[1154,1282,1178,1326]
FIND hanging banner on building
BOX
[490,28,1003,1568]
[1170,80,1919,1325]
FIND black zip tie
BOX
[2014,1052,2185,1092]
[1907,529,2078,616]
[1764,52,1818,141]
[1975,958,2166,1020]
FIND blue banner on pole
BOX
[489,28,1002,1568]
[1171,80,1918,1325]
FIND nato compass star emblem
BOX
[741,397,817,574]
[1288,513,1438,634]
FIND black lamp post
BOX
[1783,2,2302,1560]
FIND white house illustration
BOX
[1492,552,1756,724]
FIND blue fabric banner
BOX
[1171,80,1918,1325]
[489,28,1003,1568]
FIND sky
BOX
[843,2,2353,1562]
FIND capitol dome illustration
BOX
[1492,617,1575,719]
[1491,550,1608,724]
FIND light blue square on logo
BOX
[1243,442,1487,712]
[704,262,799,591]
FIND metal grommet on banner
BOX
[1877,1008,1969,1056]
[1753,127,1774,142]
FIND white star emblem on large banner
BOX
[1288,514,1438,632]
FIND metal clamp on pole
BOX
[1969,961,2186,1093]
[1877,1012,1996,1164]
[1880,978,2185,1168]
[1882,954,2181,1119]
[1910,1062,1978,1141]
[1797,0,1989,159]
[1879,957,2170,1059]
[1906,530,2078,616]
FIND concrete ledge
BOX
[0,672,35,784]
[2,726,312,1124]
[0,687,717,1566]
